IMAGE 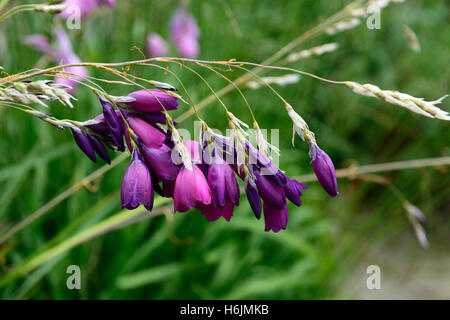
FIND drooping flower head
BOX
[170,6,200,58]
[310,143,339,197]
[121,148,154,211]
[146,33,169,57]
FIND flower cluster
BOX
[64,86,339,233]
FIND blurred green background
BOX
[0,0,449,299]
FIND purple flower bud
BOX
[173,165,212,213]
[70,127,96,163]
[245,183,261,219]
[263,203,288,233]
[254,168,287,210]
[125,113,165,148]
[147,33,169,57]
[283,177,307,206]
[311,144,339,197]
[88,134,111,164]
[141,143,179,182]
[202,201,234,222]
[121,149,154,211]
[170,6,200,58]
[99,96,125,151]
[125,89,179,113]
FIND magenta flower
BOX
[125,89,179,112]
[173,165,212,213]
[170,6,200,58]
[146,33,169,57]
[121,149,154,211]
[125,113,165,148]
[60,0,115,19]
[310,144,339,197]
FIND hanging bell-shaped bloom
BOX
[202,150,239,222]
[98,95,125,151]
[170,6,200,58]
[310,144,339,197]
[146,33,169,57]
[121,149,154,211]
[173,165,212,213]
[70,127,96,163]
[125,89,179,113]
[263,203,288,233]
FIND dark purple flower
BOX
[170,6,200,58]
[311,144,339,197]
[245,183,261,219]
[141,143,179,182]
[173,165,212,213]
[121,149,153,211]
[147,33,169,57]
[126,89,179,112]
[283,177,307,206]
[88,134,110,164]
[202,201,234,222]
[254,168,287,210]
[70,127,96,163]
[99,95,125,151]
[263,203,288,233]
